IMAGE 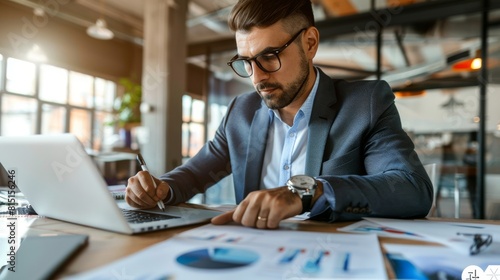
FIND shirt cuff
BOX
[163,182,175,204]
[309,178,335,217]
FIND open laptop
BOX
[0,134,221,234]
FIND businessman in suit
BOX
[125,0,433,229]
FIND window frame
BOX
[0,53,117,151]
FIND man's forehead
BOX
[235,26,287,56]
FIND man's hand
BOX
[211,186,302,229]
[125,171,170,209]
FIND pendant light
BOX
[87,18,114,40]
[87,0,114,40]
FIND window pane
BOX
[69,108,91,148]
[209,103,227,139]
[1,95,37,136]
[188,123,204,158]
[182,123,189,157]
[41,104,66,134]
[0,54,3,90]
[94,112,114,151]
[191,99,205,123]
[95,78,116,111]
[69,71,93,108]
[182,95,192,122]
[40,64,68,104]
[6,58,36,95]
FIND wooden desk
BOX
[22,217,421,278]
[13,215,499,279]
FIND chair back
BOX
[424,163,438,217]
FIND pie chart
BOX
[176,247,259,269]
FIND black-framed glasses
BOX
[227,28,307,78]
[457,232,493,255]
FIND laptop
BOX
[0,133,221,234]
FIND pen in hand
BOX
[136,153,166,212]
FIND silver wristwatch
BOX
[286,175,317,213]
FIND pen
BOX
[136,153,165,212]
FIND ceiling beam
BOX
[320,0,357,17]
[75,0,143,31]
[316,0,500,39]
[188,0,500,57]
[391,76,480,91]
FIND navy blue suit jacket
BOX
[161,69,433,221]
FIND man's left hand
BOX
[211,186,302,229]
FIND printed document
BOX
[66,224,387,280]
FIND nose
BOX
[250,61,269,84]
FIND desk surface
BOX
[10,213,499,279]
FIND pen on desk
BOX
[137,153,166,212]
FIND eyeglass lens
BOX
[231,53,281,77]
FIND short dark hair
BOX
[228,0,315,33]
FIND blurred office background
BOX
[0,0,499,219]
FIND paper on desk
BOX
[383,243,500,279]
[337,220,425,240]
[65,224,388,280]
[365,218,500,256]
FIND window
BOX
[0,54,3,90]
[6,58,36,95]
[0,53,117,151]
[41,104,66,134]
[39,64,68,104]
[95,78,115,110]
[69,72,94,108]
[1,95,37,136]
[182,94,234,205]
[70,108,92,147]
[182,95,206,161]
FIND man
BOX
[126,0,433,229]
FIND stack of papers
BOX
[339,218,500,279]
[67,224,388,280]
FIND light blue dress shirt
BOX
[259,68,335,216]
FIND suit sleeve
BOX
[311,81,433,221]
[157,96,237,204]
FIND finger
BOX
[125,176,145,207]
[125,189,150,209]
[266,207,282,229]
[136,171,160,200]
[125,194,145,209]
[232,200,248,224]
[211,210,235,225]
[126,175,157,207]
[256,208,271,229]
[240,199,261,227]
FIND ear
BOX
[303,27,319,59]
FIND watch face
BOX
[289,175,316,191]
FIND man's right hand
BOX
[125,171,170,209]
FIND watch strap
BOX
[301,193,313,213]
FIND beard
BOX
[256,53,310,110]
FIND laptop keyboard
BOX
[121,209,179,224]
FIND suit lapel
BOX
[243,101,270,197]
[305,70,338,176]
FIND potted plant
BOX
[112,78,142,148]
